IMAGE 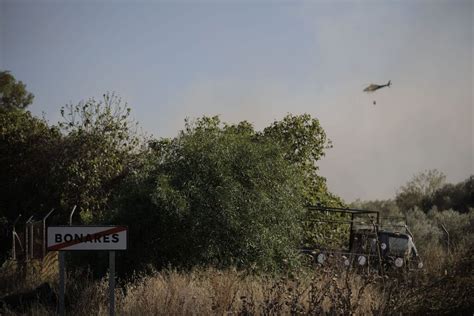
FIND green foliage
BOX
[0,72,52,223]
[56,93,142,222]
[0,108,61,264]
[0,107,60,221]
[261,114,339,206]
[262,113,331,168]
[114,116,307,272]
[0,90,142,226]
[261,114,344,249]
[0,71,34,109]
[301,211,351,250]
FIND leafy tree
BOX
[0,108,61,221]
[114,116,306,272]
[261,114,338,205]
[396,169,446,212]
[0,72,53,263]
[0,88,142,224]
[55,93,142,223]
[0,72,50,224]
[261,114,344,249]
[0,71,34,109]
[0,108,61,264]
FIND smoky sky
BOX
[2,1,472,202]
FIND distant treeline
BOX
[394,169,473,214]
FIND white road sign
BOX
[47,226,128,251]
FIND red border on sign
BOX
[48,226,127,251]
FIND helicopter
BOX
[363,80,391,105]
[363,80,391,93]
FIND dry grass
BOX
[0,260,45,297]
[0,265,385,315]
[60,267,384,316]
[1,244,472,315]
[118,269,379,315]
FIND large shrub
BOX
[113,117,307,273]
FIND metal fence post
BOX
[25,216,34,260]
[12,214,22,260]
[42,209,55,258]
[30,223,34,259]
[69,205,77,226]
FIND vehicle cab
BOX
[377,230,423,269]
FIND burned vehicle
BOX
[301,206,423,272]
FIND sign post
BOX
[59,251,65,316]
[109,251,115,316]
[47,226,128,316]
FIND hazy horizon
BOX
[1,0,472,202]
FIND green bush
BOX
[113,117,307,273]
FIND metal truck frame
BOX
[301,206,423,273]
